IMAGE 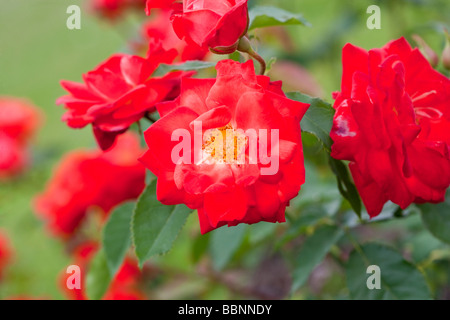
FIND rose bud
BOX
[412,34,439,68]
[171,0,249,54]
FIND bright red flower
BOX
[34,133,146,238]
[0,97,41,143]
[171,0,249,54]
[140,60,309,234]
[141,9,209,62]
[57,44,191,150]
[0,231,13,281]
[0,97,41,179]
[330,37,450,217]
[0,133,27,180]
[61,241,146,300]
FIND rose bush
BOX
[330,37,450,217]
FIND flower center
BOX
[201,124,247,164]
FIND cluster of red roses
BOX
[55,0,450,238]
[0,97,41,180]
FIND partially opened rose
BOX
[140,60,309,234]
[171,0,249,54]
[57,43,191,150]
[34,133,145,238]
[330,37,450,217]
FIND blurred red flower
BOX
[171,0,249,54]
[0,231,12,281]
[57,43,192,150]
[61,241,146,300]
[91,0,146,20]
[331,37,450,217]
[34,132,146,238]
[0,97,42,180]
[140,60,309,233]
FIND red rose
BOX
[330,37,450,217]
[140,60,309,234]
[34,133,146,238]
[0,231,13,281]
[171,0,249,54]
[141,9,209,62]
[57,43,190,150]
[0,97,41,179]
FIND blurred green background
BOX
[0,0,449,299]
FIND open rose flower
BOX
[34,133,145,238]
[141,9,209,62]
[330,37,450,217]
[140,60,309,234]
[171,0,249,54]
[57,43,191,150]
[0,97,41,179]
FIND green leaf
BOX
[291,224,343,292]
[329,157,362,217]
[248,6,311,30]
[191,232,211,264]
[154,60,216,77]
[86,249,111,300]
[248,222,277,245]
[419,193,450,244]
[132,180,192,267]
[286,92,335,151]
[209,224,247,271]
[346,243,432,300]
[102,201,135,276]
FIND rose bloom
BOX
[57,43,191,150]
[61,241,146,300]
[34,133,145,238]
[330,37,450,217]
[140,60,309,234]
[0,231,12,281]
[0,97,41,179]
[171,0,249,54]
[141,9,209,62]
